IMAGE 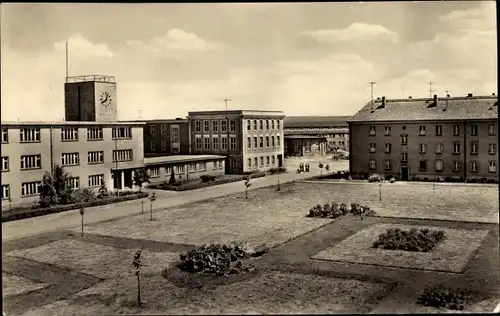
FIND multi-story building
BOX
[1,121,145,208]
[284,116,349,152]
[188,110,285,174]
[348,93,498,181]
[142,119,190,157]
[284,135,328,157]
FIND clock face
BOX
[100,91,112,108]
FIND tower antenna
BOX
[429,81,435,98]
[369,81,376,111]
[65,42,69,82]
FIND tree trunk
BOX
[81,215,84,237]
[137,273,141,307]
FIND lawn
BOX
[5,239,180,280]
[2,274,49,298]
[312,223,490,273]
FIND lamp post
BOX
[149,193,157,221]
[378,183,382,201]
[79,207,85,237]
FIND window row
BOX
[368,159,497,173]
[369,142,497,155]
[149,140,180,153]
[148,161,224,177]
[369,124,496,137]
[194,135,237,151]
[247,155,278,169]
[148,125,180,141]
[246,135,282,149]
[246,119,281,131]
[194,120,235,133]
[1,127,134,143]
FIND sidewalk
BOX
[2,168,332,241]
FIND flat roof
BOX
[144,155,226,165]
[285,135,327,140]
[188,110,285,117]
[1,121,145,127]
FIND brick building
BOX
[348,94,498,181]
[142,119,190,157]
[188,110,285,174]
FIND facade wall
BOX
[143,121,190,156]
[146,159,225,184]
[350,120,498,180]
[1,124,144,209]
[64,82,96,122]
[284,138,327,157]
[284,127,349,151]
[93,82,118,122]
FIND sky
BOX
[1,1,497,121]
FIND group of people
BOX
[297,163,310,174]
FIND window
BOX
[61,153,79,167]
[271,136,275,147]
[435,159,444,172]
[171,127,179,142]
[401,135,408,145]
[259,137,264,148]
[199,162,207,171]
[419,125,426,136]
[435,143,444,154]
[470,142,478,155]
[419,160,427,171]
[266,156,270,166]
[247,137,252,149]
[221,136,228,150]
[195,136,202,150]
[247,158,252,168]
[66,177,80,190]
[369,159,376,170]
[384,143,391,153]
[384,126,391,136]
[453,142,461,154]
[61,127,79,141]
[218,160,223,169]
[2,185,10,200]
[470,125,478,136]
[175,165,184,174]
[221,120,227,132]
[88,174,104,187]
[204,120,210,133]
[172,147,180,154]
[20,128,41,142]
[230,136,236,150]
[253,120,257,130]
[369,143,376,153]
[369,126,376,136]
[150,125,156,135]
[1,157,9,172]
[435,125,443,136]
[246,120,251,131]
[112,149,133,162]
[277,120,280,130]
[87,127,103,140]
[254,157,258,168]
[195,121,201,132]
[112,127,132,139]
[161,124,167,135]
[253,137,258,148]
[453,124,460,136]
[212,136,219,150]
[469,161,478,172]
[230,120,236,132]
[259,120,263,130]
[419,143,427,154]
[384,160,392,170]
[401,153,408,163]
[149,168,160,178]
[88,151,104,164]
[189,163,197,172]
[265,136,270,148]
[488,124,496,136]
[260,156,264,166]
[20,155,41,170]
[213,120,219,133]
[1,128,8,143]
[276,136,281,148]
[150,140,156,151]
[271,120,275,130]
[489,144,496,155]
[489,161,497,173]
[204,136,210,150]
[165,166,172,175]
[266,120,269,130]
[271,156,275,165]
[161,140,168,151]
[213,162,218,170]
[21,181,41,197]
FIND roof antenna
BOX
[369,81,376,112]
[443,89,451,111]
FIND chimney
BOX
[433,94,438,104]
[447,94,450,97]
[376,97,381,101]
[492,93,496,96]
[408,96,412,99]
[381,96,386,107]
[468,93,473,97]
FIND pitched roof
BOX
[284,116,349,128]
[348,95,498,123]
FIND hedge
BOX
[155,172,266,191]
[2,192,149,222]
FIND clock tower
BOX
[64,75,118,122]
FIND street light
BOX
[149,193,157,221]
[378,183,382,201]
[79,207,85,237]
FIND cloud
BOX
[127,28,223,53]
[54,34,114,57]
[303,23,398,43]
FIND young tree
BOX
[169,168,176,185]
[79,207,85,237]
[133,168,150,192]
[132,250,143,307]
[244,176,252,199]
[325,164,330,173]
[318,163,324,176]
[39,164,74,207]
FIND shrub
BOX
[158,173,266,191]
[307,202,373,219]
[200,175,217,183]
[389,177,396,183]
[368,174,383,182]
[39,164,75,207]
[179,242,249,275]
[71,187,97,203]
[133,168,150,191]
[417,285,472,310]
[372,227,445,252]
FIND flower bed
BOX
[417,285,473,311]
[153,172,266,191]
[2,192,149,222]
[372,227,446,252]
[307,202,374,219]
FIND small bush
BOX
[417,285,472,310]
[71,187,97,203]
[157,173,266,191]
[269,167,287,175]
[372,227,445,252]
[200,175,217,183]
[368,174,383,182]
[307,202,373,219]
[179,242,249,276]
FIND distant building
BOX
[284,116,349,152]
[284,135,327,157]
[142,119,190,157]
[188,110,285,174]
[348,93,498,181]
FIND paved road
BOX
[2,158,348,241]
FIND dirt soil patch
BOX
[312,223,490,273]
